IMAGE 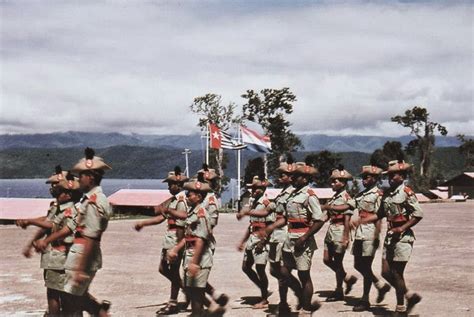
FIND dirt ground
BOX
[1,201,473,316]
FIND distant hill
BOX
[0,145,465,181]
[0,131,464,153]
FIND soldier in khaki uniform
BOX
[134,166,189,315]
[264,161,324,315]
[238,158,302,314]
[321,166,358,302]
[167,179,214,317]
[362,160,423,314]
[62,148,112,316]
[194,165,229,310]
[17,167,80,316]
[349,166,391,312]
[237,175,273,309]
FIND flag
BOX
[241,126,272,153]
[209,124,247,150]
[209,123,221,149]
[221,130,247,150]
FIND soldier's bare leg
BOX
[46,288,61,316]
[241,253,262,290]
[390,261,407,306]
[158,256,181,313]
[255,264,270,306]
[297,270,313,309]
[280,264,303,310]
[188,287,206,316]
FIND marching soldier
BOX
[238,157,302,314]
[167,178,214,317]
[195,165,229,309]
[62,147,112,316]
[361,159,423,314]
[321,165,358,302]
[264,161,324,315]
[17,166,80,316]
[349,166,391,311]
[237,175,273,309]
[134,166,189,315]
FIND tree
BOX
[391,106,447,190]
[369,141,405,170]
[457,134,474,170]
[190,93,242,195]
[241,88,302,179]
[243,157,265,187]
[304,151,342,187]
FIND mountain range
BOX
[0,131,463,153]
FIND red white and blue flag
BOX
[240,126,272,153]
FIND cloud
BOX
[1,1,472,136]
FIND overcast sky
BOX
[1,0,472,136]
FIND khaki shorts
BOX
[184,268,210,288]
[268,242,284,264]
[63,270,96,296]
[383,241,413,262]
[44,269,66,292]
[352,239,379,257]
[243,246,268,265]
[324,240,347,254]
[282,247,314,271]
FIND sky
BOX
[1,0,472,136]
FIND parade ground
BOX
[1,201,473,316]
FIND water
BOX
[0,179,238,203]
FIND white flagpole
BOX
[237,124,241,209]
[206,124,209,165]
[264,153,268,178]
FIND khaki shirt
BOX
[183,203,213,269]
[285,185,324,240]
[162,191,188,250]
[349,186,382,241]
[269,185,293,243]
[40,202,57,269]
[325,190,353,243]
[41,201,78,270]
[65,186,112,272]
[245,194,273,250]
[377,184,423,243]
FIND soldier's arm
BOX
[260,217,286,239]
[17,217,53,230]
[35,226,73,252]
[134,215,165,231]
[325,204,351,212]
[342,214,351,245]
[23,228,48,258]
[238,226,251,251]
[74,236,97,275]
[165,200,188,220]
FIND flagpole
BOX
[206,124,209,165]
[264,153,268,178]
[237,124,241,210]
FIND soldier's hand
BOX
[255,240,265,253]
[295,237,306,251]
[73,271,90,284]
[134,222,144,231]
[16,220,29,229]
[188,263,200,277]
[388,227,403,235]
[237,242,245,252]
[256,229,268,239]
[34,239,48,252]
[167,249,178,263]
[22,245,33,258]
[236,213,244,221]
[350,218,359,230]
[341,237,349,249]
[320,204,330,211]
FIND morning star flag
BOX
[209,123,247,150]
[240,126,272,153]
[221,130,247,150]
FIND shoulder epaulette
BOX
[307,188,316,196]
[89,194,97,204]
[263,199,270,207]
[197,208,206,218]
[208,196,216,204]
[344,192,351,200]
[404,186,415,196]
[178,195,186,201]
[377,189,384,196]
[63,208,72,218]
[49,201,56,207]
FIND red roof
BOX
[0,198,53,220]
[108,189,172,207]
